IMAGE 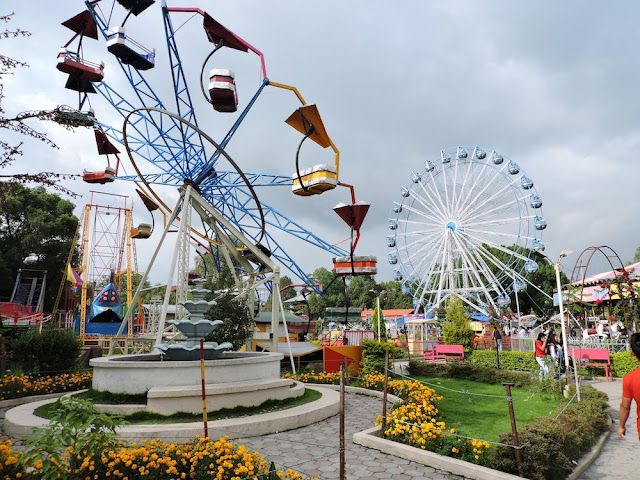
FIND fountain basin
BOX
[91,352,283,394]
[89,351,301,416]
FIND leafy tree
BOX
[442,296,475,353]
[379,280,414,309]
[204,291,254,350]
[346,275,378,309]
[0,183,78,309]
[306,267,347,319]
[634,245,640,263]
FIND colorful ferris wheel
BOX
[387,145,547,316]
[56,0,373,293]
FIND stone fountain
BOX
[89,281,303,416]
[154,279,232,360]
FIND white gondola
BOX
[107,27,155,70]
[386,236,396,248]
[208,68,238,112]
[530,195,542,208]
[521,176,534,189]
[533,239,545,252]
[524,260,539,274]
[508,161,520,175]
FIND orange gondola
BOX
[83,130,121,184]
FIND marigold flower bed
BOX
[0,371,93,401]
[285,371,492,466]
[0,436,316,480]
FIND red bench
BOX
[570,348,612,381]
[423,344,465,364]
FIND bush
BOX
[9,328,82,373]
[491,385,610,480]
[442,297,475,353]
[467,350,537,372]
[611,351,638,377]
[407,361,535,387]
[361,339,402,375]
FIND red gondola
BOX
[57,11,104,84]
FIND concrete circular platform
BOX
[3,385,339,443]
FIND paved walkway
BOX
[579,379,639,480]
[235,392,468,479]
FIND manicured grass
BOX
[34,388,322,424]
[412,376,565,442]
[73,388,147,404]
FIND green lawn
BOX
[413,376,564,442]
[34,388,322,425]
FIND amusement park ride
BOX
[387,145,549,318]
[54,0,377,349]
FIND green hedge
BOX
[611,351,638,377]
[491,385,610,480]
[467,350,537,372]
[9,328,82,374]
[407,360,535,387]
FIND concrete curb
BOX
[0,392,67,409]
[3,386,340,443]
[566,424,612,480]
[353,426,526,480]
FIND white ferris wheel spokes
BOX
[388,146,547,316]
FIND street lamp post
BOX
[553,249,580,401]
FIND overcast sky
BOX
[3,0,640,290]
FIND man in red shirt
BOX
[619,332,640,439]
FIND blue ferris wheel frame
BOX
[81,0,345,293]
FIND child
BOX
[618,332,640,439]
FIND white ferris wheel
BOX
[387,145,547,316]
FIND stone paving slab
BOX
[579,379,639,480]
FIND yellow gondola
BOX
[131,223,152,239]
[285,104,338,196]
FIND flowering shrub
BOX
[0,371,92,400]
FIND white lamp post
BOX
[553,249,580,401]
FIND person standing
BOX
[535,332,549,378]
[619,333,640,439]
[493,325,503,351]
